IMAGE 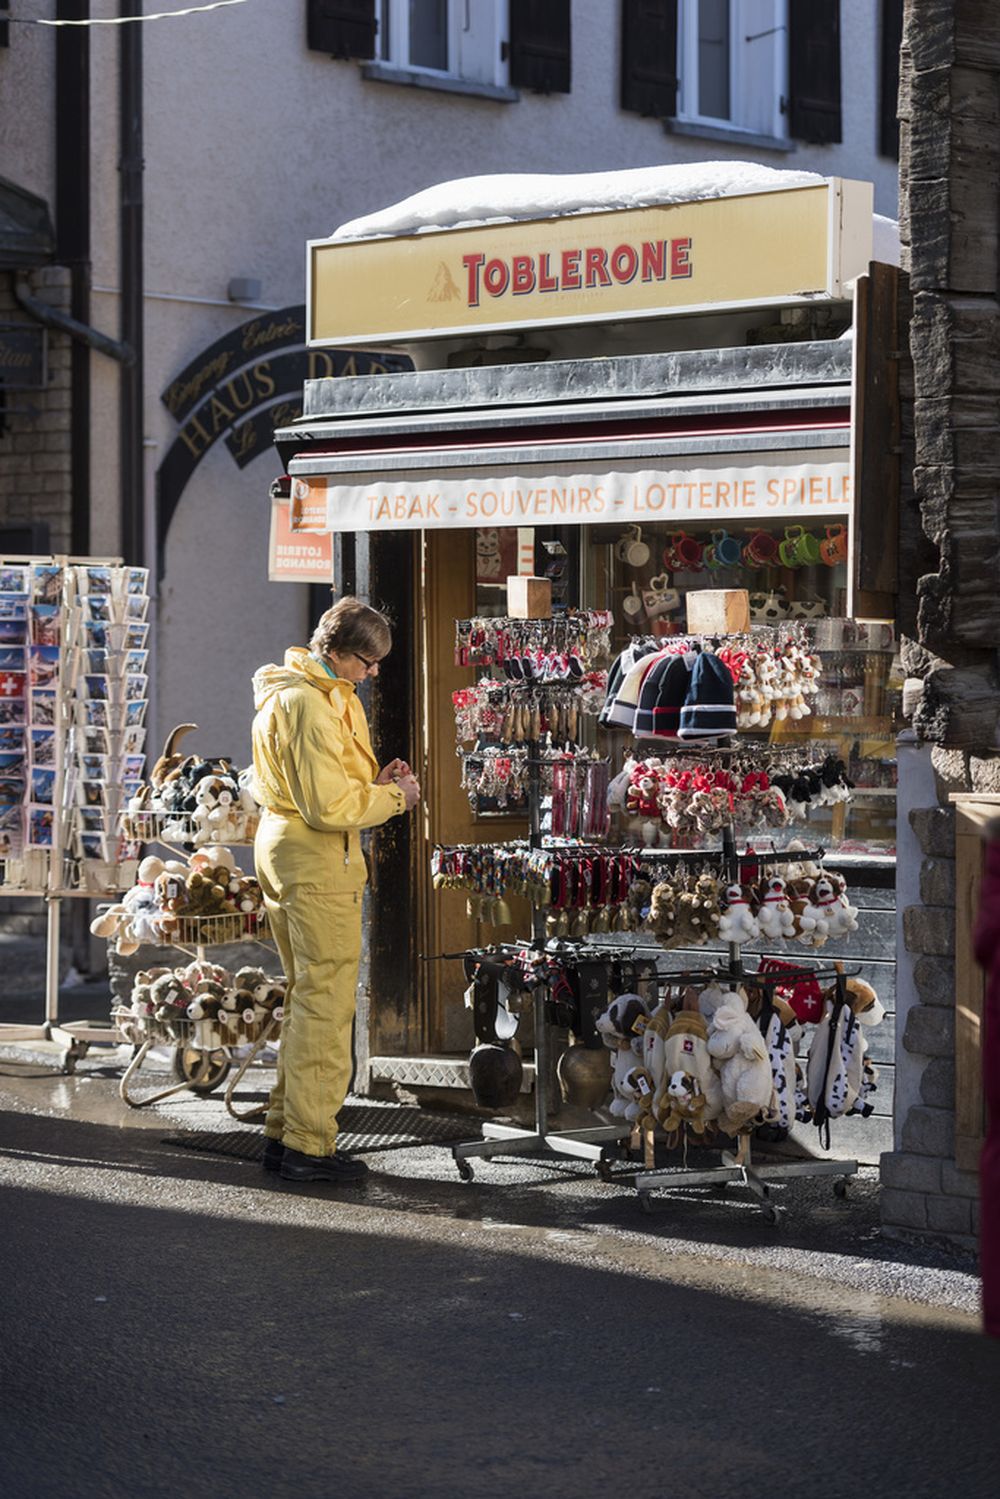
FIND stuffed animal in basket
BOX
[706,989,776,1134]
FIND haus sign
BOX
[309,180,873,347]
[288,455,853,535]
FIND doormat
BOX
[163,1102,477,1159]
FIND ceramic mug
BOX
[616,525,650,568]
[782,525,820,567]
[819,523,848,566]
[622,582,645,619]
[709,528,742,568]
[743,529,780,568]
[642,574,680,619]
[669,530,704,572]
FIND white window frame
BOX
[379,0,507,87]
[676,0,788,141]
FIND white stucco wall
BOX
[1,0,898,765]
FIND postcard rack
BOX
[0,554,150,1070]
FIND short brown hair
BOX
[310,597,392,661]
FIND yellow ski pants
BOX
[258,877,363,1157]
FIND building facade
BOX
[0,0,901,762]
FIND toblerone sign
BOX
[308,179,873,346]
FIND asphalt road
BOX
[0,1049,997,1499]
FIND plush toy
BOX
[656,1012,722,1133]
[792,879,831,949]
[597,993,650,1119]
[759,994,804,1135]
[806,978,885,1126]
[640,1002,672,1116]
[756,875,797,941]
[717,883,760,946]
[648,881,676,943]
[822,873,860,939]
[149,970,191,1032]
[707,990,776,1134]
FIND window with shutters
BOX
[675,0,788,139]
[377,0,509,87]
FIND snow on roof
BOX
[331,161,901,267]
[331,162,826,240]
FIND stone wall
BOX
[884,1,1000,1251]
[0,265,73,554]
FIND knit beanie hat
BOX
[677,651,737,740]
[634,653,692,739]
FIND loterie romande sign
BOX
[308,180,873,347]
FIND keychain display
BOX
[452,675,607,745]
[459,747,610,835]
[455,611,613,670]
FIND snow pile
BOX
[872,213,901,267]
[331,162,827,241]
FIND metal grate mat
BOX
[163,1102,477,1159]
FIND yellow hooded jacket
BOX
[251,647,405,894]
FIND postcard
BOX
[0,751,26,777]
[84,595,110,624]
[27,805,54,847]
[81,700,108,728]
[83,621,108,650]
[0,777,25,807]
[127,567,149,597]
[125,649,148,675]
[31,565,63,605]
[126,595,149,622]
[78,780,105,809]
[30,768,55,805]
[79,832,109,861]
[30,729,55,767]
[125,674,146,702]
[0,807,23,859]
[85,567,113,595]
[125,700,147,728]
[81,754,107,781]
[29,605,61,647]
[0,566,28,594]
[29,646,60,690]
[0,669,26,701]
[125,623,149,650]
[29,691,57,728]
[83,674,109,701]
[0,698,27,727]
[124,753,145,778]
[0,727,24,752]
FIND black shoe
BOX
[279,1147,369,1184]
[262,1137,284,1173]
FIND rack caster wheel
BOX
[638,1191,654,1215]
[833,1177,848,1199]
[173,1046,231,1095]
[596,1159,614,1183]
[760,1202,782,1226]
[456,1160,475,1183]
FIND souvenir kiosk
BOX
[274,170,901,1187]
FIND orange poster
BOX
[268,498,334,582]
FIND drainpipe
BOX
[119,0,145,567]
[54,0,91,556]
[14,280,133,365]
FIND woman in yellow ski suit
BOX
[251,598,419,1183]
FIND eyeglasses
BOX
[352,651,382,671]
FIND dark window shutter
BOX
[620,0,678,118]
[0,1,9,49]
[509,0,572,95]
[788,0,842,144]
[879,0,903,159]
[306,0,376,61]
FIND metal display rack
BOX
[0,554,145,1071]
[441,621,865,1222]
